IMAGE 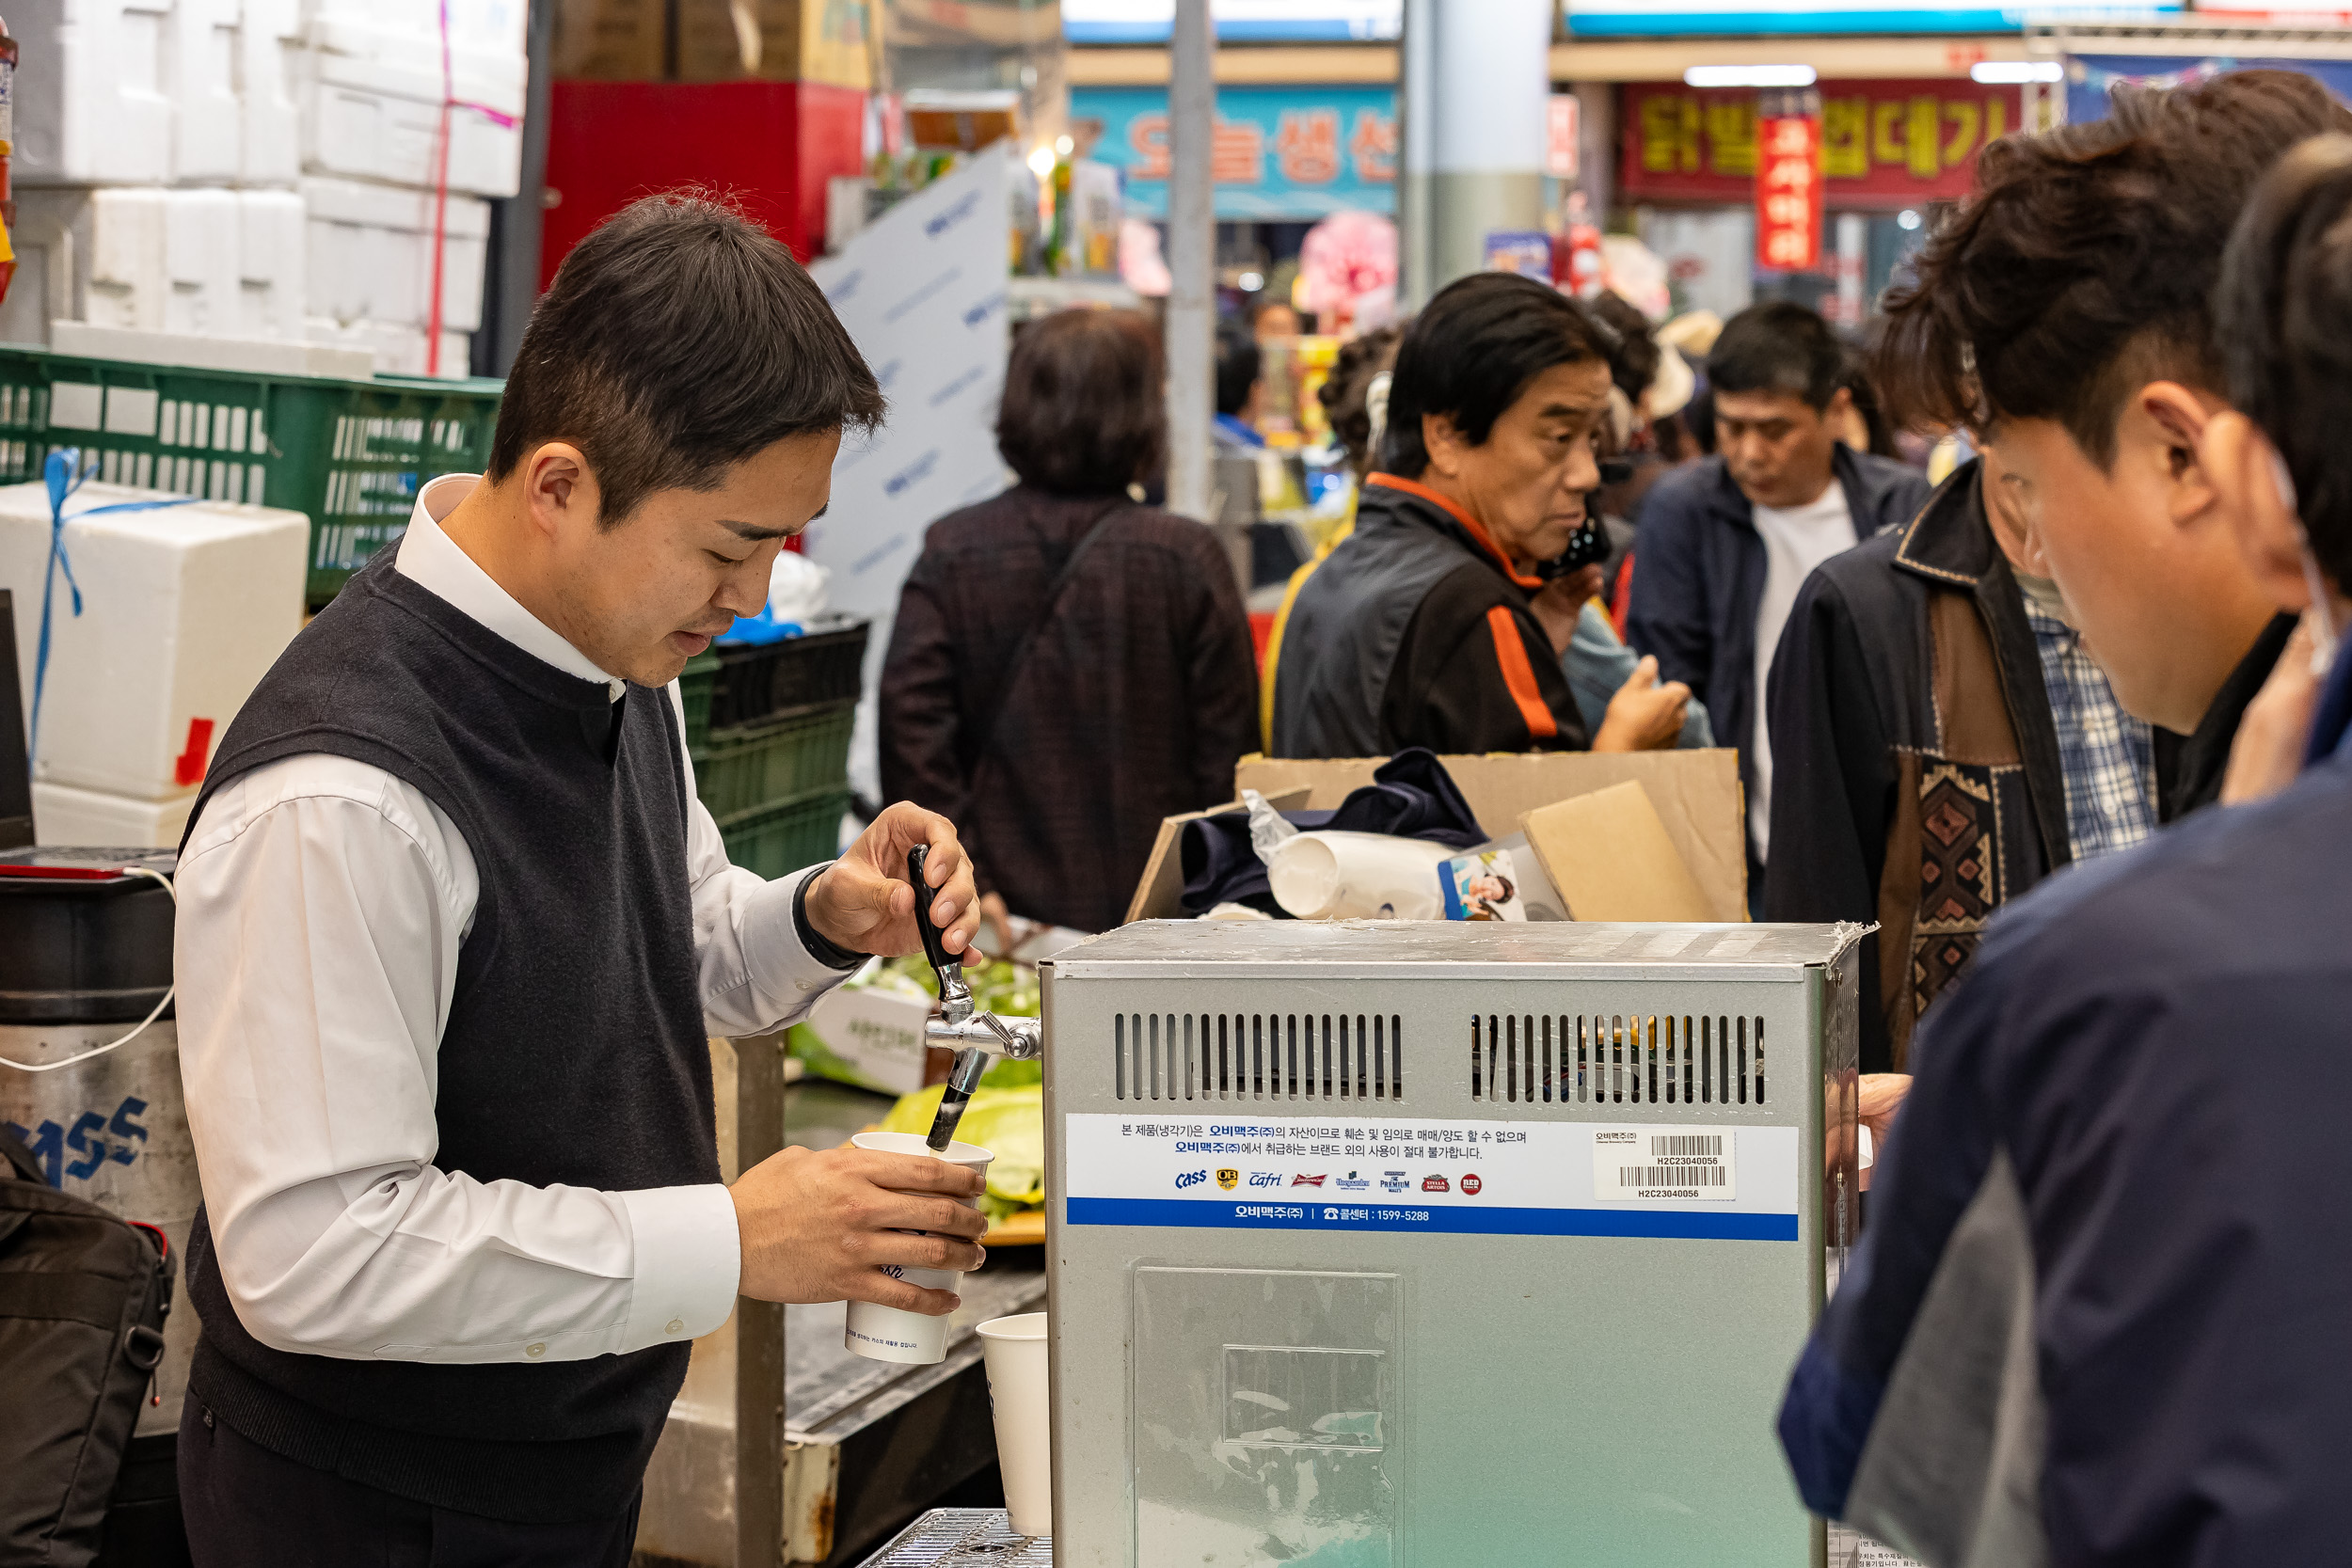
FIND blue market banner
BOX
[1073,84,1397,220]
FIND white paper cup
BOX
[1266,831,1454,920]
[977,1312,1051,1537]
[841,1130,993,1365]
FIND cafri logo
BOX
[1216,1168,1240,1191]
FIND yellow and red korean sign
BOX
[1622,77,2020,208]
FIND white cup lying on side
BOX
[841,1130,993,1365]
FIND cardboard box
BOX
[550,0,669,80]
[1521,780,1715,923]
[676,0,872,84]
[785,978,946,1097]
[1126,752,1746,925]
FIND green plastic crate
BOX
[691,703,856,820]
[718,788,853,880]
[0,344,504,605]
[680,652,721,749]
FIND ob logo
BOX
[1216,1168,1240,1191]
[1174,1168,1208,1191]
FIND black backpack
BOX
[0,1127,173,1568]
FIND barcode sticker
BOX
[1592,1127,1738,1201]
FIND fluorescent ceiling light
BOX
[1683,65,1818,88]
[1970,60,2064,84]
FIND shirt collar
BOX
[396,474,627,702]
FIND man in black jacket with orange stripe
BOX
[1271,272,1691,758]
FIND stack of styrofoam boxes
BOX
[2,0,310,355]
[0,0,523,377]
[0,478,310,846]
[294,0,525,374]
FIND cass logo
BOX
[1215,1168,1240,1191]
[1461,1174,1484,1196]
[1422,1175,1451,1194]
[1291,1173,1327,1188]
[1248,1171,1283,1189]
[1174,1169,1209,1191]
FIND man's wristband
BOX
[793,863,867,972]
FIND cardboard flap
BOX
[1121,786,1312,927]
[1519,781,1715,923]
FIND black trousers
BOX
[177,1401,642,1568]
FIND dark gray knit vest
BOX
[178,546,717,1524]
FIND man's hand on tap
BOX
[805,803,987,965]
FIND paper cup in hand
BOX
[977,1312,1051,1537]
[842,1131,993,1366]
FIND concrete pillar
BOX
[1163,0,1215,522]
[1400,0,1553,306]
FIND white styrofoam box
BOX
[294,48,523,198]
[302,176,489,336]
[0,189,312,350]
[8,0,174,186]
[303,0,527,68]
[162,189,241,336]
[52,320,374,378]
[0,480,308,800]
[241,0,304,185]
[303,316,470,378]
[0,188,170,341]
[236,190,308,340]
[31,781,196,848]
[169,0,245,182]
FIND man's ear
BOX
[521,442,598,540]
[1823,386,1854,423]
[2137,381,2223,525]
[2201,409,2313,613]
[1421,411,1465,480]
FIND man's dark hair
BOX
[1874,70,2352,468]
[1378,272,1619,478]
[1708,301,1844,411]
[2218,132,2352,586]
[996,308,1165,496]
[1588,291,1661,407]
[1216,327,1263,418]
[489,191,883,524]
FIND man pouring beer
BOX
[170,195,988,1564]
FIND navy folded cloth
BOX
[1178,748,1487,916]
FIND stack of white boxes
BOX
[0,0,526,376]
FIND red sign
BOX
[1621,78,2019,209]
[1756,111,1823,271]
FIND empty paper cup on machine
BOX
[842,1131,993,1366]
[977,1312,1052,1538]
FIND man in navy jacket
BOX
[1625,304,1928,886]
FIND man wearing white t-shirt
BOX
[1627,302,1931,886]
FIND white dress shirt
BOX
[1749,478,1855,861]
[175,473,855,1365]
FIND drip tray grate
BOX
[856,1509,1054,1566]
